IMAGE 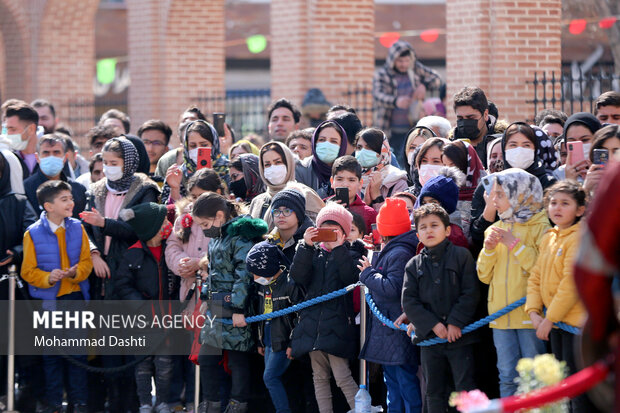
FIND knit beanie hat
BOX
[246,241,286,278]
[376,198,411,237]
[271,188,306,225]
[316,202,352,236]
[119,202,168,241]
[416,175,459,214]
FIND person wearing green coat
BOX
[193,192,268,413]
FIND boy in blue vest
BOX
[21,180,92,413]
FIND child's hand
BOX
[529,312,544,330]
[303,227,318,247]
[536,318,553,341]
[232,313,247,328]
[0,250,14,266]
[165,164,183,189]
[80,208,105,227]
[286,347,294,360]
[49,269,65,284]
[361,234,374,250]
[447,324,462,343]
[394,313,410,329]
[491,227,517,248]
[406,323,415,337]
[92,252,110,279]
[432,322,448,339]
[179,257,199,278]
[324,229,346,251]
[584,164,605,195]
[357,256,371,273]
[484,231,500,250]
[367,171,382,200]
[257,347,265,356]
[482,190,497,222]
[65,264,78,279]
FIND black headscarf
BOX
[238,154,265,201]
[124,134,151,175]
[563,112,602,143]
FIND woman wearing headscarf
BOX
[295,120,348,199]
[486,136,504,174]
[403,126,436,185]
[249,141,324,230]
[355,127,408,211]
[228,153,265,203]
[470,122,556,252]
[162,120,229,204]
[553,112,602,182]
[228,139,260,160]
[441,140,487,237]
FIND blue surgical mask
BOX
[355,148,380,168]
[39,156,65,177]
[315,141,340,164]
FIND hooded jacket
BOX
[290,240,364,359]
[477,210,550,329]
[115,240,170,302]
[199,216,268,352]
[360,230,419,365]
[372,41,442,134]
[525,222,586,328]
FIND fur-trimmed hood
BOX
[89,173,161,213]
[224,215,268,242]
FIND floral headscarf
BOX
[181,120,229,181]
[105,137,138,193]
[493,168,543,224]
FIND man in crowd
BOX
[31,99,58,134]
[137,120,173,175]
[267,98,301,142]
[594,91,620,125]
[5,101,40,177]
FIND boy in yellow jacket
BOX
[477,169,549,397]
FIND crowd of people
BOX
[0,40,619,413]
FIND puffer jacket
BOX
[477,210,550,329]
[525,222,586,328]
[360,230,419,365]
[115,240,170,302]
[290,241,363,359]
[84,173,161,299]
[402,239,480,345]
[200,216,268,352]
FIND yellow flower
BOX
[533,354,564,385]
[516,358,534,374]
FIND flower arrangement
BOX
[449,354,568,412]
[514,354,568,412]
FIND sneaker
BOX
[154,402,172,413]
[140,404,153,413]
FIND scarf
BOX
[238,153,265,201]
[493,168,543,224]
[181,120,223,178]
[105,137,138,193]
[258,141,297,197]
[310,120,348,186]
[530,125,558,171]
[459,141,486,201]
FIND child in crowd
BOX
[290,203,361,413]
[414,169,469,251]
[526,181,588,412]
[402,203,479,413]
[477,168,549,397]
[115,202,174,413]
[246,241,302,413]
[267,187,314,262]
[328,155,377,233]
[358,198,422,412]
[21,180,93,413]
[347,211,366,243]
[194,193,268,413]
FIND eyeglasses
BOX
[142,140,166,147]
[272,208,293,217]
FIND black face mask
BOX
[229,179,247,199]
[203,226,222,238]
[455,118,481,140]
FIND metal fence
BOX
[527,68,620,118]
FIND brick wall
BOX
[128,0,225,141]
[271,0,375,125]
[446,0,561,123]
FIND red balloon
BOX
[420,29,439,43]
[599,16,617,29]
[379,32,400,48]
[569,19,587,35]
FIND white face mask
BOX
[418,164,443,186]
[189,148,199,164]
[253,277,271,286]
[103,164,123,182]
[264,164,287,186]
[407,151,415,166]
[505,147,535,170]
[7,133,28,151]
[582,143,591,160]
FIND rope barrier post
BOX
[6,264,19,413]
[194,273,202,411]
[359,282,367,387]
